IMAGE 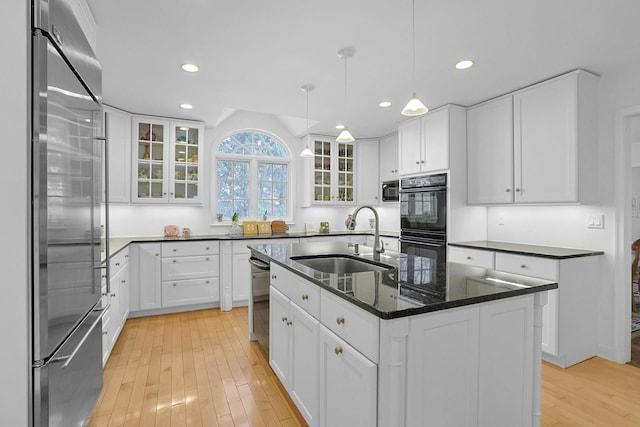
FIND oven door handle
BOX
[400,237,446,247]
[400,185,447,193]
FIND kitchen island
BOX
[249,241,557,427]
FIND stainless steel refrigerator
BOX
[31,0,108,425]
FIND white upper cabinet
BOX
[398,106,452,176]
[379,132,399,183]
[308,136,356,205]
[467,96,514,204]
[467,70,599,205]
[132,116,204,204]
[356,138,379,205]
[104,106,132,203]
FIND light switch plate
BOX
[586,214,605,229]
[305,222,317,232]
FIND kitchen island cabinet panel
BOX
[130,243,162,311]
[405,305,479,427]
[319,324,377,427]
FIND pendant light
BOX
[401,0,428,116]
[336,47,355,143]
[299,84,315,157]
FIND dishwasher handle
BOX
[249,257,270,270]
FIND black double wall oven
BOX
[399,173,447,290]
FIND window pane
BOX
[215,131,289,220]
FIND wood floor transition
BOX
[88,307,640,427]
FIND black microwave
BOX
[381,180,399,202]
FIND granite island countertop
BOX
[249,241,558,320]
[448,240,604,259]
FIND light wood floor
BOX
[89,307,640,427]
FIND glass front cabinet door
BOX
[311,137,355,205]
[132,117,204,204]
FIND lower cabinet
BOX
[130,243,162,311]
[318,325,377,427]
[102,246,130,366]
[270,286,319,427]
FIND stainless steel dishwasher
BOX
[248,254,270,356]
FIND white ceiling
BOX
[87,0,640,139]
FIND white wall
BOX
[1,0,29,425]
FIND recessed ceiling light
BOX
[379,101,392,108]
[180,103,193,109]
[336,124,345,130]
[455,60,474,70]
[180,63,199,73]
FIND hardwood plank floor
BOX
[90,307,640,427]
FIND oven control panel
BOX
[401,173,447,189]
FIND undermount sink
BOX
[290,255,392,274]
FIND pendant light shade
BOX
[401,93,429,116]
[337,47,355,142]
[300,84,315,157]
[336,127,355,143]
[401,0,428,117]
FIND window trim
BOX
[211,128,293,224]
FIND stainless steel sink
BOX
[290,255,392,274]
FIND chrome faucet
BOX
[348,205,384,261]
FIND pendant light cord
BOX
[343,55,348,122]
[411,0,416,89]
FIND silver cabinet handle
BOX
[466,256,472,260]
[282,316,288,322]
[286,321,293,326]
[173,248,177,252]
[415,161,420,165]
[301,294,309,301]
[271,274,277,280]
[520,264,527,268]
[334,346,343,355]
[336,316,345,325]
[173,259,177,263]
[206,247,210,250]
[505,188,511,192]
[110,293,116,297]
[121,279,126,284]
[420,160,425,163]
[115,262,120,267]
[515,188,521,192]
[206,257,210,261]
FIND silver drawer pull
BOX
[121,279,126,284]
[206,257,210,261]
[206,247,210,250]
[466,256,472,260]
[206,280,210,284]
[271,274,277,280]
[286,320,292,326]
[282,316,288,322]
[520,264,527,268]
[115,262,120,267]
[173,259,177,263]
[505,188,511,192]
[334,346,343,355]
[173,248,177,252]
[336,316,345,325]
[110,293,116,297]
[102,331,108,336]
[173,283,177,287]
[301,294,309,301]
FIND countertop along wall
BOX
[1,0,29,425]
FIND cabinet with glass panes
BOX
[132,117,204,204]
[311,137,355,205]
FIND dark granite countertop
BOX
[105,230,399,262]
[249,241,558,320]
[448,240,604,259]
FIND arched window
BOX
[215,130,290,220]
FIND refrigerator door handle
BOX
[47,304,110,369]
[95,111,110,293]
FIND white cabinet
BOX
[379,132,399,183]
[130,243,162,311]
[104,106,131,203]
[355,138,379,205]
[466,96,514,204]
[308,136,356,205]
[161,241,219,307]
[467,70,599,204]
[450,245,600,367]
[102,246,130,365]
[319,325,377,427]
[269,264,320,427]
[398,106,451,176]
[132,116,204,204]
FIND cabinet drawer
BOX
[495,253,558,281]
[162,277,219,307]
[321,289,379,363]
[271,263,320,318]
[162,241,219,257]
[162,255,219,281]
[449,247,495,269]
[109,246,130,277]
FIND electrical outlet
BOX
[586,214,605,229]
